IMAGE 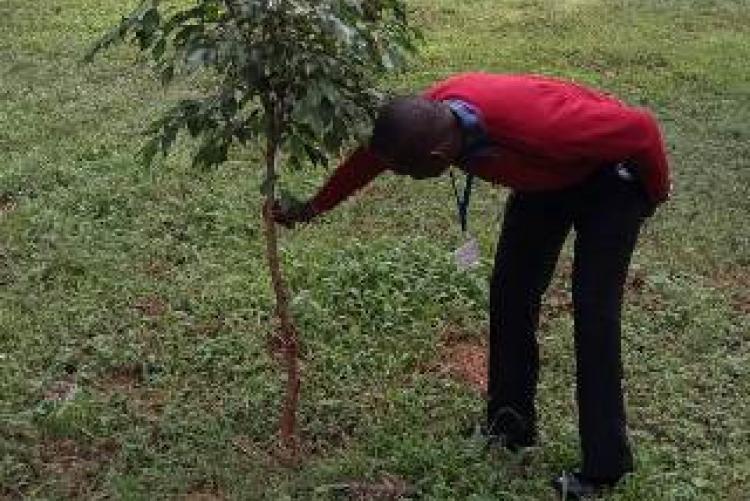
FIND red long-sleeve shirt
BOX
[309,73,671,214]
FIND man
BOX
[272,73,671,498]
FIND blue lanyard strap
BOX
[450,170,475,234]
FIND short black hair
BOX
[370,96,449,163]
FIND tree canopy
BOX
[86,0,420,173]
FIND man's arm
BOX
[308,147,387,214]
[272,147,387,226]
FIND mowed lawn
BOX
[1,0,749,499]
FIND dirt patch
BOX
[182,489,226,501]
[143,258,173,279]
[102,363,143,390]
[430,326,488,395]
[437,341,488,394]
[539,262,574,328]
[95,364,166,421]
[133,294,168,318]
[541,286,573,328]
[317,475,415,500]
[710,265,750,316]
[733,294,750,316]
[627,267,648,295]
[36,437,118,498]
[42,374,78,403]
[0,193,16,216]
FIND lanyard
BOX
[449,170,475,234]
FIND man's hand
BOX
[266,200,316,228]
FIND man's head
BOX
[370,96,462,179]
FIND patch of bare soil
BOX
[430,326,487,395]
[0,194,16,215]
[627,267,648,295]
[437,341,488,394]
[103,363,143,390]
[182,488,226,501]
[36,437,118,498]
[95,364,166,421]
[317,475,415,500]
[42,374,78,403]
[142,258,173,279]
[711,265,750,316]
[541,285,573,328]
[133,294,168,318]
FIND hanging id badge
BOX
[451,171,480,271]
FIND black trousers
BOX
[487,165,651,481]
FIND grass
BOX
[1,0,749,498]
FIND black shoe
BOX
[486,408,537,452]
[486,429,536,452]
[551,471,618,499]
[464,418,537,452]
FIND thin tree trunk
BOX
[261,129,300,459]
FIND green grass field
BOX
[2,0,749,498]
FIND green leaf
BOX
[139,137,160,167]
[192,135,229,169]
[140,7,161,34]
[159,63,174,86]
[152,36,167,60]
